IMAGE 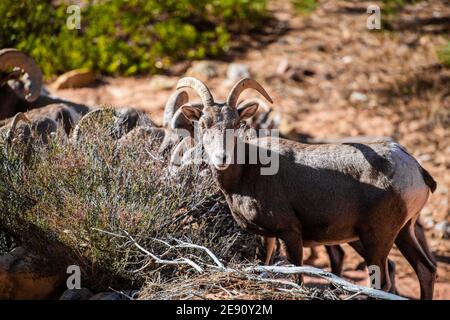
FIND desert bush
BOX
[0,0,268,77]
[438,41,450,67]
[0,110,258,290]
[381,0,421,15]
[291,0,317,15]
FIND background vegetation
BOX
[291,0,317,14]
[438,41,450,67]
[0,0,268,77]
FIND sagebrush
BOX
[0,113,259,290]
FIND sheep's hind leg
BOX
[263,236,276,265]
[415,220,437,266]
[326,245,345,277]
[349,240,397,294]
[395,219,436,300]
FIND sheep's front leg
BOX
[279,227,303,284]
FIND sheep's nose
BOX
[213,151,228,165]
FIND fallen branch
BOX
[92,228,407,300]
[123,230,204,272]
[171,238,226,271]
[244,265,407,300]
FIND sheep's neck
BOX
[212,162,242,195]
[211,141,243,194]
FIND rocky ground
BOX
[50,0,449,299]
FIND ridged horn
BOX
[227,78,273,108]
[176,77,214,108]
[162,89,189,128]
[0,49,42,102]
[6,112,32,142]
[237,98,272,113]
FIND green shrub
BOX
[381,0,421,15]
[0,112,258,290]
[291,0,317,15]
[0,0,268,77]
[438,41,450,67]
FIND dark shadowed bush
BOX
[0,0,268,77]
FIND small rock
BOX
[0,247,64,299]
[168,61,191,76]
[350,92,368,103]
[107,86,128,99]
[60,288,93,300]
[421,216,435,230]
[434,221,450,239]
[89,292,128,300]
[186,61,218,81]
[276,58,290,75]
[226,63,250,82]
[148,75,177,91]
[342,56,353,64]
[52,68,96,89]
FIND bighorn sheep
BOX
[0,47,91,139]
[117,89,199,158]
[0,112,32,144]
[177,77,437,299]
[0,102,85,136]
[169,90,435,288]
[0,111,59,147]
[72,107,150,143]
[232,101,435,281]
[0,48,42,120]
[167,92,348,274]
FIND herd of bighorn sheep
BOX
[0,49,437,299]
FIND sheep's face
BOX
[181,102,258,170]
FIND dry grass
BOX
[139,267,344,300]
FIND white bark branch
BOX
[123,231,203,272]
[171,238,226,271]
[244,265,407,300]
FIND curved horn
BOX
[163,89,189,128]
[6,112,32,143]
[176,77,214,108]
[237,98,272,113]
[0,49,42,102]
[227,78,273,108]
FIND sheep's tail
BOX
[420,166,437,193]
[394,142,437,193]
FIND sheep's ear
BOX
[238,101,259,121]
[181,104,202,122]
